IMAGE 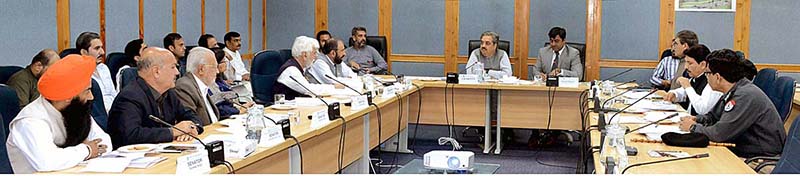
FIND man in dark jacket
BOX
[108,47,204,148]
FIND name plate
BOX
[232,140,257,158]
[350,95,369,110]
[176,150,211,174]
[458,74,479,84]
[259,125,285,147]
[310,110,330,129]
[382,85,398,98]
[559,77,580,88]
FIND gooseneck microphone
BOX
[288,76,341,120]
[148,115,225,167]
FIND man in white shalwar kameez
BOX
[6,55,111,173]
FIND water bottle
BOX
[472,62,485,82]
[599,124,628,173]
[245,105,265,142]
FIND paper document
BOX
[80,157,131,173]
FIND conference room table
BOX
[44,77,754,174]
[589,91,755,174]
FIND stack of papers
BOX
[80,158,131,173]
[636,125,689,141]
[631,100,681,111]
[128,157,167,169]
[642,112,689,123]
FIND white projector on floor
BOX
[423,150,474,171]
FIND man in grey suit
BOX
[531,27,583,80]
[175,47,222,126]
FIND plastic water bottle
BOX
[599,124,628,173]
[245,105,265,142]
[472,62,485,82]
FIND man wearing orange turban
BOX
[6,55,112,173]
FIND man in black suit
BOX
[108,47,204,148]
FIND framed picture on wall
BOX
[675,0,736,12]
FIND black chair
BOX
[105,52,128,85]
[278,49,293,63]
[0,85,20,136]
[660,49,673,60]
[90,79,109,131]
[0,113,11,174]
[0,66,24,84]
[746,113,800,173]
[59,48,80,58]
[769,76,795,122]
[251,50,288,105]
[349,36,388,59]
[753,68,778,93]
[468,40,511,56]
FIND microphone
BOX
[606,89,657,124]
[148,115,225,167]
[325,74,373,105]
[626,113,679,135]
[620,153,709,174]
[459,61,480,74]
[368,74,395,86]
[288,76,341,121]
[597,88,635,112]
[614,79,637,87]
[603,68,634,81]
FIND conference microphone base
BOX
[207,140,225,167]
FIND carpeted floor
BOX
[371,125,590,174]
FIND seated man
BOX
[175,47,222,126]
[532,27,583,79]
[679,49,786,158]
[344,26,388,75]
[7,49,60,108]
[665,44,723,115]
[109,47,204,148]
[77,32,116,113]
[223,31,250,81]
[163,33,187,76]
[6,55,110,173]
[651,30,698,90]
[274,36,328,100]
[308,38,356,85]
[116,39,147,91]
[466,31,512,79]
[210,47,253,118]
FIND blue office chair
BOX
[251,50,287,105]
[59,48,80,58]
[117,67,139,91]
[278,49,293,63]
[0,113,12,174]
[747,113,800,173]
[769,76,796,122]
[90,79,109,131]
[753,68,778,93]
[0,85,20,136]
[0,66,24,84]
[105,52,128,84]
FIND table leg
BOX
[494,90,503,155]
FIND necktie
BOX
[551,51,560,72]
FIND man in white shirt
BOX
[175,47,222,126]
[665,44,723,115]
[466,31,512,79]
[308,38,356,85]
[7,55,111,173]
[274,36,329,100]
[223,31,250,81]
[77,32,116,113]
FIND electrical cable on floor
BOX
[410,84,425,157]
[444,83,453,138]
[337,117,347,173]
[370,103,383,174]
[388,91,404,173]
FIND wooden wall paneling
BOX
[734,0,751,58]
[513,0,530,79]
[172,0,177,32]
[378,0,392,71]
[584,0,602,81]
[57,0,71,51]
[444,0,459,74]
[139,0,144,39]
[201,0,206,35]
[315,0,328,33]
[99,0,106,55]
[658,0,675,59]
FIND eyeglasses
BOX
[703,71,713,76]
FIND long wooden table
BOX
[45,78,754,174]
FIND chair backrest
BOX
[90,79,109,131]
[118,67,139,91]
[468,40,511,56]
[278,49,293,64]
[105,52,128,84]
[251,50,287,105]
[753,68,778,92]
[660,49,673,60]
[59,48,80,58]
[0,113,12,174]
[769,76,795,122]
[0,66,24,84]
[349,36,389,59]
[0,85,20,136]
[773,114,800,173]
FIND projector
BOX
[423,150,474,171]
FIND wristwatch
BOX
[690,124,698,132]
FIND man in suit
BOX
[531,27,583,79]
[108,47,204,148]
[176,47,222,126]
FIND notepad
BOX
[80,157,131,173]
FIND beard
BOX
[58,98,93,148]
[333,51,344,64]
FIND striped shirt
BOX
[650,56,682,86]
